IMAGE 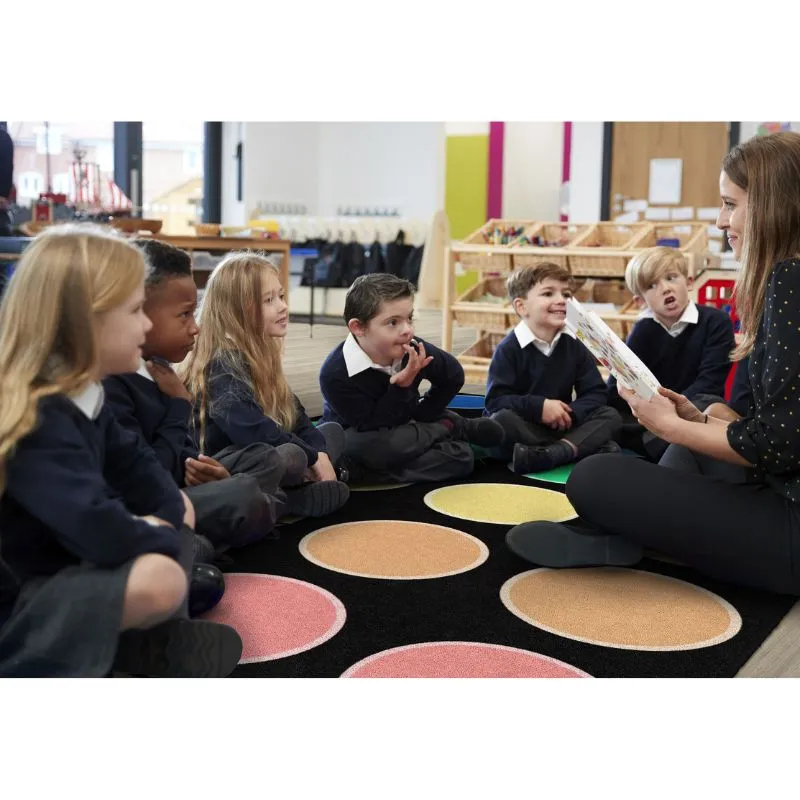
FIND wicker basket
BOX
[568,222,654,277]
[511,222,593,270]
[451,276,515,334]
[458,333,506,385]
[571,222,653,249]
[592,279,632,307]
[193,223,222,237]
[457,218,535,274]
[632,222,708,257]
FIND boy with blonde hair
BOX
[608,246,735,460]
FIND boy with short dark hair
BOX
[485,262,622,474]
[609,246,735,460]
[319,273,504,483]
[103,239,302,551]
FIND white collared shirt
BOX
[513,320,575,357]
[136,359,155,382]
[342,333,404,378]
[640,302,699,338]
[71,382,105,420]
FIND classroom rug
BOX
[202,460,796,678]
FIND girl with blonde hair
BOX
[508,132,800,596]
[0,224,241,677]
[182,252,349,517]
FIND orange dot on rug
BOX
[341,641,591,678]
[501,568,742,651]
[424,483,577,525]
[299,519,488,580]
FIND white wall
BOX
[502,122,563,220]
[226,122,445,225]
[316,122,443,219]
[568,122,604,222]
[222,120,604,229]
[242,122,320,219]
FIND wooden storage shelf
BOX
[451,276,515,334]
[442,217,714,383]
[511,222,593,270]
[458,218,535,273]
[152,234,291,293]
[458,333,506,384]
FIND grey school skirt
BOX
[0,561,133,678]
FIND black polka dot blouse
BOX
[728,258,800,503]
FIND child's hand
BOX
[310,451,337,482]
[658,387,704,423]
[184,454,231,486]
[541,399,573,431]
[389,341,433,388]
[146,360,192,402]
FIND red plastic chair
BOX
[696,278,739,400]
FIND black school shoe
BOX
[506,521,643,568]
[113,619,243,678]
[189,563,226,617]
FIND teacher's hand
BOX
[619,386,680,440]
[658,387,705,423]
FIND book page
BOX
[565,298,661,400]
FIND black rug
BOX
[218,460,796,678]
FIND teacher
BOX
[507,131,800,596]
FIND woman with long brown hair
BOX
[507,131,800,595]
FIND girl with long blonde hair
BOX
[0,224,241,677]
[181,252,349,517]
[507,131,800,596]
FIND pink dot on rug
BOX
[201,573,346,664]
[341,641,590,678]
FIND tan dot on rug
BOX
[299,519,488,580]
[501,568,742,651]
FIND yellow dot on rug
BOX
[423,483,576,525]
[500,568,742,651]
[299,520,488,580]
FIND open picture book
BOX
[565,297,661,400]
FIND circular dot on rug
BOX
[201,573,346,664]
[350,482,411,493]
[423,483,577,525]
[500,568,742,651]
[299,520,488,580]
[341,641,591,678]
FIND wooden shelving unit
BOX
[442,219,718,384]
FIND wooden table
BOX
[1,234,292,297]
[153,235,291,295]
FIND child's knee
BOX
[128,553,188,621]
[490,408,520,430]
[180,490,196,530]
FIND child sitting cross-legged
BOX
[485,262,622,474]
[608,246,735,461]
[319,273,504,484]
[104,239,291,553]
[180,252,350,519]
